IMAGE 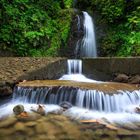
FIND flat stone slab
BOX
[18,80,140,93]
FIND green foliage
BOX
[0,0,73,56]
[64,0,73,8]
[91,0,125,23]
[76,0,140,56]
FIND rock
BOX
[114,74,129,83]
[0,81,6,86]
[14,122,26,131]
[17,111,29,118]
[31,104,45,116]
[37,105,45,115]
[25,127,35,136]
[135,106,140,114]
[128,75,140,84]
[35,122,48,134]
[0,128,15,136]
[13,105,24,115]
[25,121,37,127]
[0,86,13,96]
[59,101,72,111]
[0,117,17,128]
[105,124,118,130]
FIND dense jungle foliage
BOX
[0,0,73,56]
[1,0,140,57]
[76,0,140,56]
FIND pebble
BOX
[25,121,37,127]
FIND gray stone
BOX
[114,74,129,83]
[59,101,72,110]
[13,105,24,115]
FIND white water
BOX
[64,107,140,126]
[0,102,62,119]
[13,86,140,113]
[59,59,98,83]
[76,11,97,57]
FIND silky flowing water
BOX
[75,12,97,57]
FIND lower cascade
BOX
[13,86,140,113]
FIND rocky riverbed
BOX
[0,112,140,140]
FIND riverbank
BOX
[0,57,66,97]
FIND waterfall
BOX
[13,86,140,113]
[67,59,82,74]
[76,11,97,57]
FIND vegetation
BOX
[1,0,140,57]
[0,0,73,56]
[76,0,140,56]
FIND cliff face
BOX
[60,11,84,58]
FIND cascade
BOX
[67,59,82,74]
[13,86,140,113]
[59,59,97,82]
[75,11,97,57]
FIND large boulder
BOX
[114,74,129,83]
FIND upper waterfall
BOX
[75,11,97,57]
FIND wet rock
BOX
[36,104,45,115]
[14,122,26,131]
[128,75,140,84]
[0,86,13,96]
[59,101,72,111]
[0,117,17,128]
[17,111,29,118]
[135,106,140,114]
[31,105,45,116]
[13,105,24,115]
[114,74,129,83]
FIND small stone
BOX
[135,106,140,114]
[37,105,45,115]
[17,111,29,118]
[0,117,17,128]
[31,104,45,116]
[13,105,24,115]
[59,101,72,111]
[25,121,37,127]
[14,122,26,131]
